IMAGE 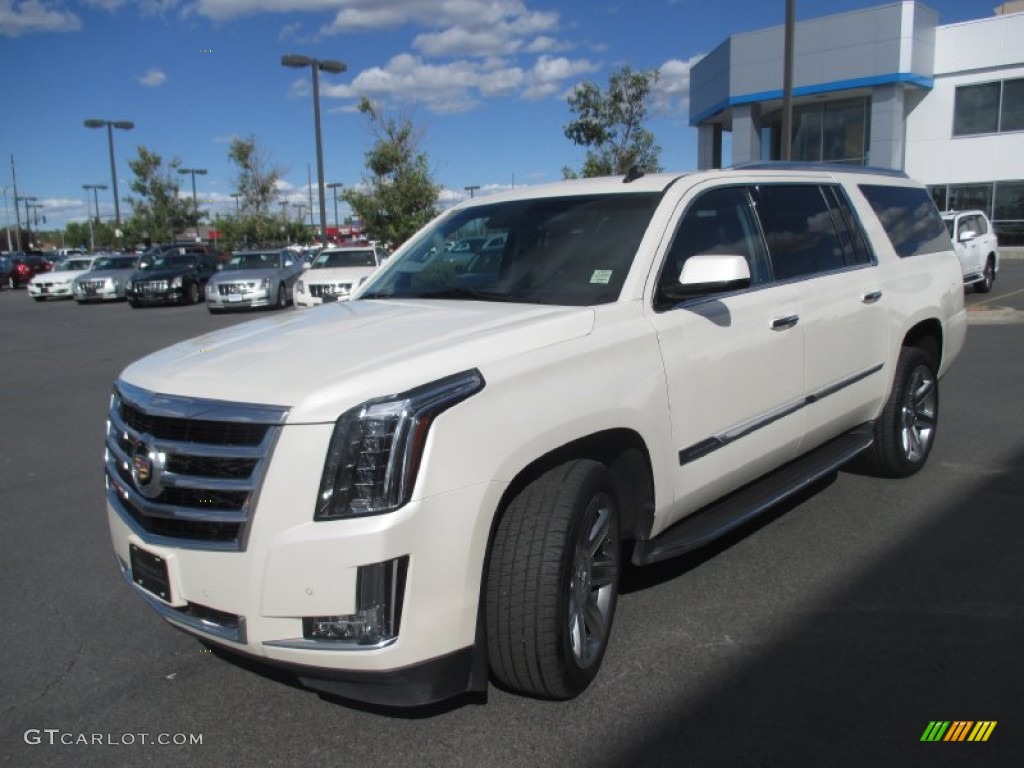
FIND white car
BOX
[941,209,999,293]
[293,245,386,307]
[106,166,965,707]
[28,255,98,301]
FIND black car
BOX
[126,253,219,307]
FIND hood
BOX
[34,268,90,283]
[212,268,282,282]
[303,265,377,283]
[76,269,135,282]
[120,299,595,423]
[132,267,199,281]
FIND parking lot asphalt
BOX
[2,268,1022,767]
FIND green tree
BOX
[124,146,193,243]
[563,65,663,178]
[343,97,440,248]
[229,136,283,217]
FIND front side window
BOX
[360,193,661,306]
[859,184,950,258]
[753,185,846,279]
[655,186,768,303]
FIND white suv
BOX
[941,209,1000,293]
[106,166,966,707]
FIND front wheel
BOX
[861,346,939,477]
[275,283,287,309]
[485,459,620,699]
[185,282,200,305]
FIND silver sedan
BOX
[72,254,140,302]
[206,250,305,313]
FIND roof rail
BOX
[729,161,909,179]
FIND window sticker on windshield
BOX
[591,269,612,285]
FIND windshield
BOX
[225,252,281,270]
[313,249,378,269]
[57,258,93,271]
[93,256,137,271]
[144,254,195,270]
[359,193,661,306]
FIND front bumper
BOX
[107,422,503,705]
[206,290,273,310]
[29,283,73,299]
[127,288,186,305]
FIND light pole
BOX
[83,119,133,228]
[83,184,107,251]
[464,185,480,199]
[282,54,347,247]
[326,182,343,235]
[178,167,207,241]
[1,186,12,252]
[231,192,243,216]
[28,203,45,229]
[83,183,107,224]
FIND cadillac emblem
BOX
[130,440,165,499]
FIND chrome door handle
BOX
[862,290,883,304]
[771,314,799,330]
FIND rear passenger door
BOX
[648,184,805,526]
[753,184,888,449]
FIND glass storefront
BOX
[767,97,871,165]
[927,179,1024,245]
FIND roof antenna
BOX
[623,166,644,184]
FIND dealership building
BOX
[689,1,1024,244]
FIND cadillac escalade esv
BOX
[106,165,966,707]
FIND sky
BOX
[0,0,1005,233]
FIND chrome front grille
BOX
[135,280,168,292]
[309,283,351,299]
[218,282,256,295]
[79,279,105,291]
[105,380,289,551]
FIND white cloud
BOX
[138,67,167,87]
[319,51,595,114]
[652,54,704,112]
[0,0,81,37]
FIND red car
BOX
[7,253,52,289]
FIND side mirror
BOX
[958,230,977,243]
[662,254,751,301]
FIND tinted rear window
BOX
[858,185,950,258]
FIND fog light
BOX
[303,557,408,646]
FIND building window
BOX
[947,184,994,213]
[767,97,870,165]
[953,78,1024,136]
[994,180,1024,245]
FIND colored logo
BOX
[921,721,997,742]
[130,440,165,499]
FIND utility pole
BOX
[10,155,22,251]
[781,0,795,161]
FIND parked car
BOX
[7,252,52,288]
[126,253,219,307]
[28,255,99,301]
[106,165,965,707]
[293,245,386,307]
[72,254,140,302]
[941,209,999,293]
[206,250,305,313]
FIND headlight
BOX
[261,277,271,289]
[111,278,120,290]
[297,279,305,292]
[171,276,183,288]
[315,369,485,520]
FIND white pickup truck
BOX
[106,165,966,707]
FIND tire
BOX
[129,299,140,309]
[275,283,287,309]
[485,459,621,699]
[9,277,17,289]
[975,257,995,294]
[186,282,200,305]
[33,296,46,302]
[860,346,939,478]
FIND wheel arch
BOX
[902,319,942,368]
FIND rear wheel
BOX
[128,299,140,308]
[486,459,620,699]
[975,257,995,294]
[861,346,939,477]
[275,283,287,308]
